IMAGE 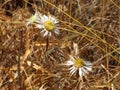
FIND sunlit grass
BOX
[42,0,120,63]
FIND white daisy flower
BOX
[36,15,59,37]
[26,12,40,26]
[66,55,92,77]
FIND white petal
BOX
[25,21,30,26]
[79,68,83,77]
[40,30,47,37]
[40,18,45,23]
[49,32,52,37]
[85,61,92,66]
[48,15,52,20]
[50,17,58,24]
[41,30,46,33]
[34,13,39,18]
[54,29,60,35]
[36,25,44,29]
[66,61,74,66]
[69,66,75,71]
[43,15,48,21]
[35,18,41,23]
[40,15,47,23]
[70,66,77,75]
[71,68,77,75]
[54,19,59,24]
[84,66,92,71]
[81,67,88,74]
[43,31,49,37]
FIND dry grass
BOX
[0,0,120,90]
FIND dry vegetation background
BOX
[0,0,120,90]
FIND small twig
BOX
[46,35,49,52]
[107,73,119,83]
[18,29,23,90]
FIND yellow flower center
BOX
[44,20,55,31]
[74,58,84,68]
[29,15,36,23]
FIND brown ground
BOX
[0,0,120,90]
